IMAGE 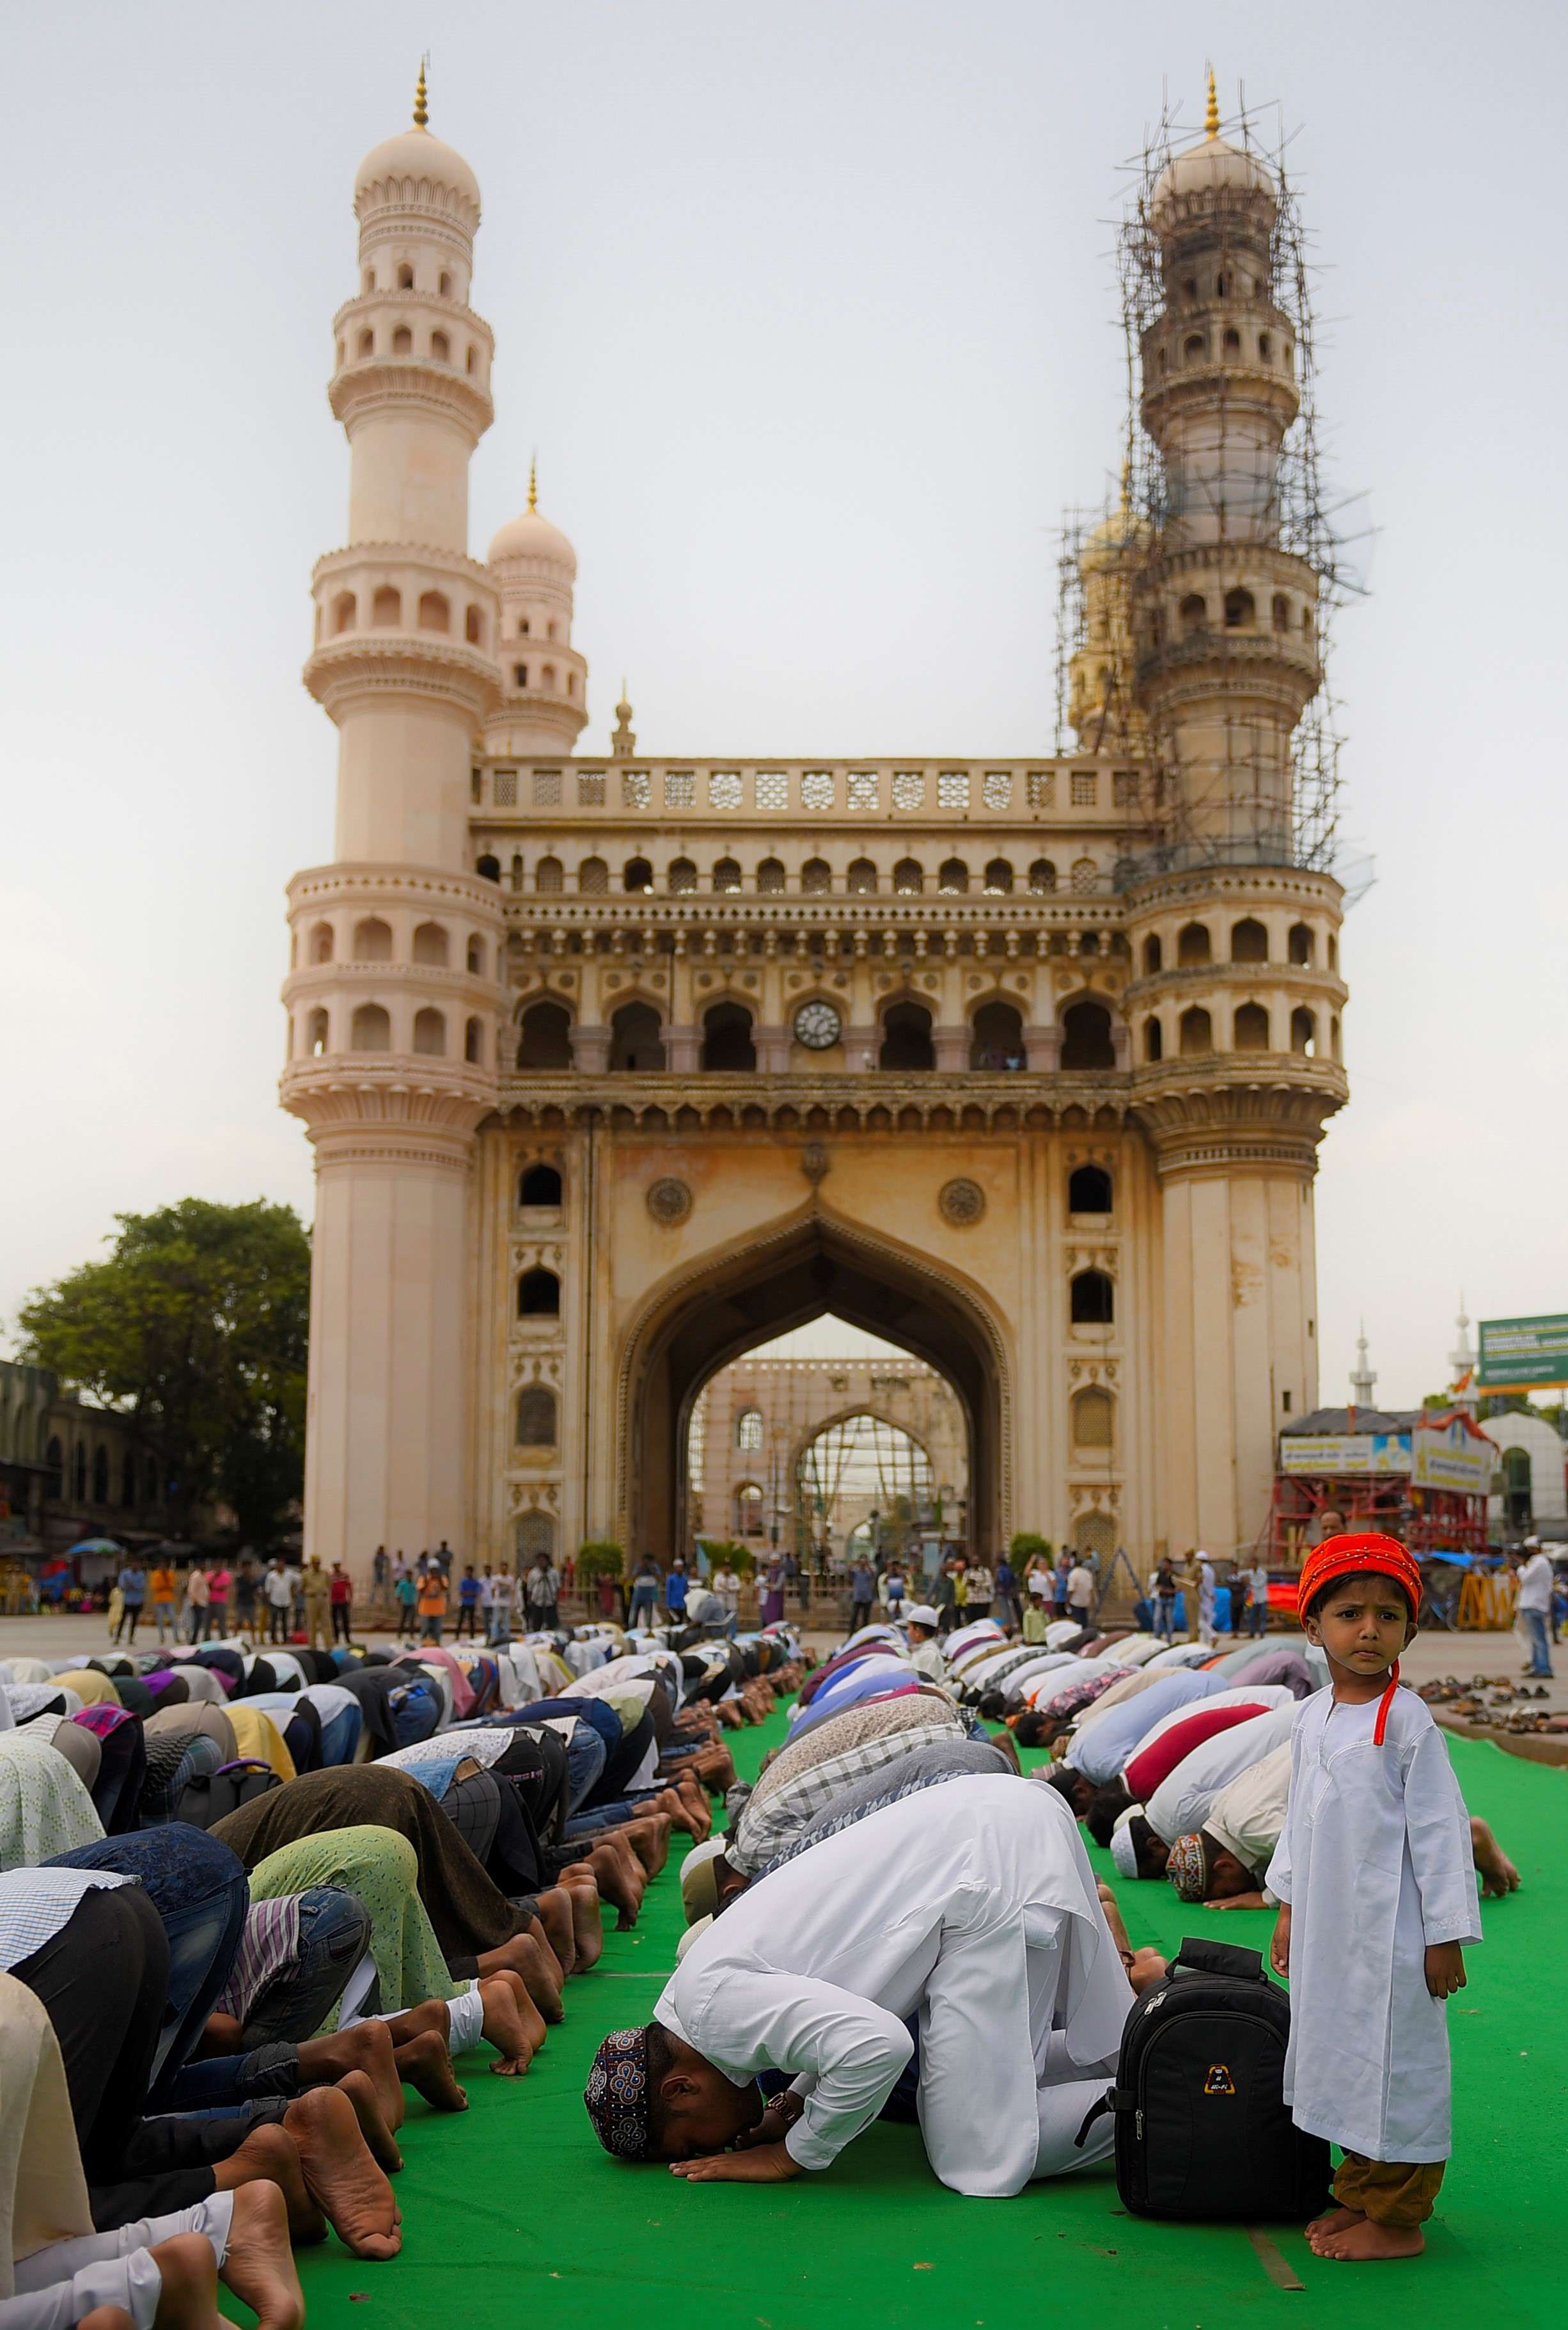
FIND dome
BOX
[355,125,481,217]
[487,468,577,575]
[1150,76,1273,219]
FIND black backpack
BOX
[1078,1935,1330,2222]
[175,1758,281,1830]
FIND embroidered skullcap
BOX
[1166,1830,1210,1903]
[1109,1803,1144,1879]
[584,2026,652,2160]
[1297,1533,1420,1621]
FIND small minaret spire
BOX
[413,57,429,129]
[1204,65,1220,137]
[528,453,538,513]
[1349,1321,1377,1410]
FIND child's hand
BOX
[1425,1942,1466,1998]
[1269,1903,1292,1979]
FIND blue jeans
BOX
[1154,1597,1175,1640]
[237,1886,373,2045]
[628,1593,656,1627]
[1521,1608,1554,1676]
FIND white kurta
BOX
[657,1776,1132,2196]
[1266,1688,1480,2162]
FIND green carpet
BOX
[288,1714,1567,2330]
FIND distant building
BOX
[0,1357,175,1575]
[1478,1411,1567,1540]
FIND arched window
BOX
[1179,1005,1212,1057]
[510,853,523,892]
[416,590,450,633]
[1061,1000,1115,1070]
[578,856,609,894]
[624,857,654,893]
[879,1001,934,1070]
[515,1387,558,1446]
[736,1407,764,1452]
[396,263,414,290]
[1223,326,1241,354]
[1072,1385,1115,1449]
[542,665,557,691]
[350,1003,391,1051]
[1328,934,1338,972]
[1143,1016,1163,1062]
[757,858,786,895]
[120,1450,137,1507]
[937,858,969,895]
[1271,593,1289,632]
[354,917,392,960]
[476,853,501,882]
[514,664,529,687]
[1258,331,1273,362]
[1070,1270,1115,1325]
[1177,921,1211,966]
[1290,1007,1317,1056]
[72,1444,86,1501]
[517,1000,572,1071]
[307,1007,329,1056]
[610,1001,664,1072]
[430,329,450,363]
[702,1001,757,1072]
[1179,593,1206,634]
[467,936,485,975]
[357,328,374,358]
[1330,1015,1342,1060]
[1141,934,1162,975]
[801,858,832,895]
[464,1016,483,1064]
[1069,1163,1113,1214]
[712,857,742,893]
[1288,921,1314,965]
[412,1007,446,1056]
[311,922,334,963]
[892,858,924,895]
[1069,858,1098,895]
[668,858,697,894]
[331,592,356,635]
[44,1436,63,1498]
[1028,858,1057,895]
[391,326,413,355]
[517,1268,561,1318]
[1234,1002,1270,1050]
[1183,333,1206,364]
[1230,917,1267,963]
[535,856,564,894]
[847,858,877,894]
[971,1000,1024,1071]
[438,271,451,296]
[91,1446,109,1505]
[520,1163,563,1208]
[412,920,448,965]
[1224,587,1255,629]
[983,858,1014,895]
[735,1483,765,1536]
[465,604,484,645]
[371,586,402,627]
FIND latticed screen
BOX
[982,771,1012,809]
[892,771,925,810]
[937,771,969,809]
[756,772,789,812]
[1070,771,1097,807]
[665,771,695,809]
[532,769,561,805]
[709,770,742,808]
[576,773,606,805]
[494,770,517,806]
[847,771,879,810]
[801,770,835,810]
[1026,771,1055,808]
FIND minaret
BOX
[1448,1296,1478,1410]
[280,71,503,1575]
[1067,466,1151,753]
[482,457,589,757]
[1349,1323,1377,1409]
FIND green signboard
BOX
[1477,1313,1568,1391]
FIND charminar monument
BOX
[281,69,1350,1584]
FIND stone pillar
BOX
[571,1023,611,1073]
[664,1023,700,1073]
[934,1028,970,1073]
[754,1025,792,1073]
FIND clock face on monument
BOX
[792,1000,842,1051]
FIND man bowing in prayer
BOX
[583,1775,1134,2195]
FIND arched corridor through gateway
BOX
[616,1215,1007,1566]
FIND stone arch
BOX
[616,1208,1011,1566]
[517,996,573,1070]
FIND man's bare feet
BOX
[392,2027,468,2111]
[297,2021,405,2132]
[148,2230,230,2330]
[1127,1949,1166,1995]
[1470,1814,1521,1897]
[622,1811,673,1875]
[217,2177,305,2330]
[474,1932,564,2020]
[281,2088,401,2260]
[1306,2204,1367,2242]
[214,2125,324,2247]
[554,1871,604,1967]
[478,1971,536,2075]
[1310,2218,1423,2260]
[531,1887,577,1979]
[336,2066,404,2171]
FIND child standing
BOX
[1267,1534,1480,2261]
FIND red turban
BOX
[1296,1532,1421,1744]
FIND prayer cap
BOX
[1109,1803,1145,1879]
[1296,1532,1420,1621]
[679,1836,727,1924]
[584,2026,652,2160]
[677,1914,712,1961]
[1165,1831,1210,1903]
[904,1605,940,1629]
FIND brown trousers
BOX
[1332,2151,1445,2228]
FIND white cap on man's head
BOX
[904,1605,940,1629]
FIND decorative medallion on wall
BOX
[646,1177,693,1225]
[938,1177,985,1227]
[800,1141,831,1185]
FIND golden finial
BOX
[413,58,429,129]
[527,454,538,514]
[1204,65,1220,137]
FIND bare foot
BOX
[1127,1948,1166,1996]
[474,1933,564,2020]
[297,2021,405,2133]
[149,2230,227,2330]
[282,2088,401,2260]
[337,2066,404,2171]
[393,2026,469,2111]
[531,1887,577,1980]
[1312,2219,1424,2261]
[1306,2204,1367,2242]
[555,1873,604,1968]
[478,1972,536,2075]
[1470,1814,1521,1897]
[218,2178,305,2330]
[214,2125,324,2247]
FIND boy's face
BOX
[1304,1570,1411,1680]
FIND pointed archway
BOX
[616,1208,1010,1563]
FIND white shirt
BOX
[1066,1565,1094,1606]
[264,1570,292,1607]
[1267,1688,1480,2161]
[1204,1738,1293,1889]
[1515,1552,1553,1614]
[1144,1697,1298,1846]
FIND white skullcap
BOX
[1109,1803,1145,1880]
[904,1605,940,1629]
[676,1914,714,1962]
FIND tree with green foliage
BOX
[1009,1531,1054,1563]
[19,1199,311,1547]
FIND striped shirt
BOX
[730,1718,961,1876]
[216,1895,304,2024]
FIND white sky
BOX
[4,0,1566,1408]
